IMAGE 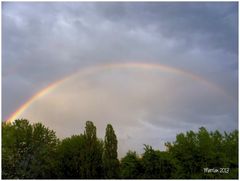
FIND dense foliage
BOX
[165,127,238,179]
[103,124,119,178]
[2,119,238,179]
[2,120,59,179]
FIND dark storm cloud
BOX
[95,2,238,52]
[2,1,238,136]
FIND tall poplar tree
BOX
[83,121,103,178]
[103,124,119,178]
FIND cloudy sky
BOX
[2,2,238,156]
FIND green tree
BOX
[222,130,238,178]
[55,135,86,178]
[165,127,238,179]
[2,119,59,179]
[2,119,238,179]
[103,124,119,178]
[83,121,104,178]
[166,128,212,178]
[120,151,143,179]
[141,145,174,179]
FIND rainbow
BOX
[5,62,232,124]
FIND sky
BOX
[2,2,238,156]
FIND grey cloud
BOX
[2,2,238,155]
[14,69,237,156]
[94,2,238,52]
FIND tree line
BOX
[2,119,238,179]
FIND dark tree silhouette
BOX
[2,119,238,179]
[103,124,119,178]
[120,151,143,179]
[55,135,86,178]
[83,121,104,178]
[2,119,59,179]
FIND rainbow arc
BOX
[6,62,232,124]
